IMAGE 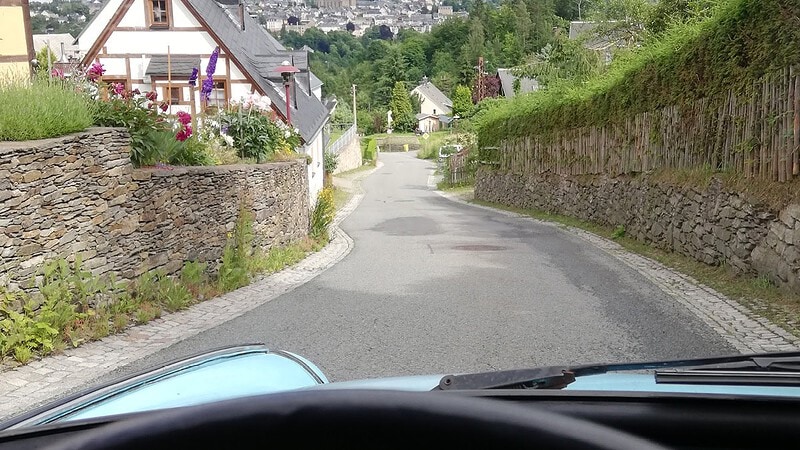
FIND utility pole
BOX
[352,84,357,129]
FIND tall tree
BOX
[462,19,486,74]
[514,0,534,53]
[451,85,475,118]
[389,81,416,132]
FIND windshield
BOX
[2,0,800,429]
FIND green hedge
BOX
[476,0,800,148]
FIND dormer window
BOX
[148,0,170,28]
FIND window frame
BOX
[146,0,171,29]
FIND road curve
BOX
[105,152,735,382]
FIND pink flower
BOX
[177,111,192,125]
[50,68,64,78]
[86,60,105,82]
[112,83,125,96]
[159,102,168,112]
[176,125,192,142]
[146,91,158,102]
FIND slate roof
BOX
[145,55,199,76]
[187,0,330,143]
[411,81,452,113]
[496,68,539,99]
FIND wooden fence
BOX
[495,66,800,182]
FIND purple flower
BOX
[188,67,199,87]
[206,47,219,77]
[201,78,214,102]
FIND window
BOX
[148,0,169,28]
[206,81,227,109]
[165,86,181,103]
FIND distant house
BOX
[496,68,539,99]
[76,0,331,204]
[32,33,81,62]
[411,78,452,133]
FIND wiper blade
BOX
[436,367,576,391]
[655,369,800,386]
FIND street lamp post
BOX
[274,60,300,126]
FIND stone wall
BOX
[333,137,363,174]
[476,169,800,292]
[0,128,309,287]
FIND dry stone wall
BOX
[0,128,309,287]
[476,169,800,292]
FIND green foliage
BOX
[324,150,339,173]
[362,138,378,162]
[310,187,336,242]
[612,225,627,239]
[34,47,58,76]
[218,207,256,292]
[451,85,475,118]
[477,0,800,149]
[217,106,301,163]
[389,82,416,133]
[174,136,216,166]
[0,76,93,141]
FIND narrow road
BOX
[105,152,735,382]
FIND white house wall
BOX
[306,131,324,207]
[117,0,147,27]
[104,31,218,56]
[78,0,123,52]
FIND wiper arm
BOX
[436,367,576,391]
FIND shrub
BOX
[0,76,93,141]
[217,207,255,292]
[310,187,336,241]
[324,150,339,173]
[362,138,377,163]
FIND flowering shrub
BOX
[201,47,219,103]
[206,93,301,163]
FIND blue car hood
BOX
[6,346,800,431]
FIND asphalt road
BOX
[103,152,735,382]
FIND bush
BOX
[218,106,302,163]
[324,150,339,173]
[310,187,336,241]
[362,138,378,162]
[0,77,92,141]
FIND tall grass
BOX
[0,75,93,141]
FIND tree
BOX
[514,0,533,53]
[461,19,486,72]
[379,24,394,40]
[34,46,58,75]
[389,81,415,132]
[451,85,474,118]
[346,21,355,33]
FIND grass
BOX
[470,197,800,338]
[417,131,451,160]
[0,76,93,141]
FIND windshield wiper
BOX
[436,351,800,391]
[436,367,576,391]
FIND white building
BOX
[76,0,331,204]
